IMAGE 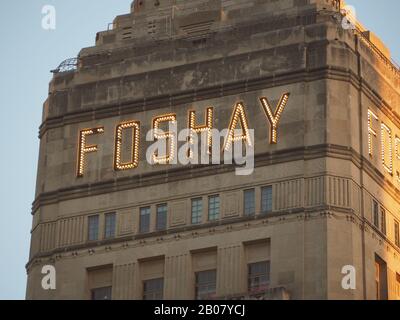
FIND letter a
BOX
[42,5,56,30]
[341,265,356,290]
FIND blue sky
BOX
[0,1,398,300]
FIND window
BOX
[91,286,112,300]
[104,213,116,239]
[139,207,151,233]
[156,204,167,231]
[244,189,255,216]
[395,221,400,247]
[375,255,388,300]
[380,208,386,235]
[373,200,379,228]
[87,265,112,301]
[88,215,99,241]
[208,195,220,221]
[248,261,270,293]
[261,186,273,214]
[396,273,400,298]
[195,270,216,300]
[191,198,203,224]
[143,278,164,300]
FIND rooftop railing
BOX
[51,57,78,74]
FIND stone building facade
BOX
[26,0,400,300]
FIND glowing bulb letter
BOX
[152,114,177,164]
[259,93,290,144]
[76,127,104,177]
[367,109,378,157]
[381,123,393,175]
[114,121,140,171]
[224,102,252,151]
[188,107,213,157]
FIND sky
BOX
[0,0,398,300]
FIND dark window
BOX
[91,286,112,300]
[88,215,99,241]
[380,208,386,235]
[244,189,255,216]
[395,221,400,247]
[139,207,151,233]
[373,200,379,228]
[261,186,273,214]
[248,261,270,293]
[191,198,203,224]
[156,204,167,231]
[104,213,116,239]
[195,270,216,300]
[143,278,164,300]
[375,255,388,300]
[208,195,220,221]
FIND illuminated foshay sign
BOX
[76,93,291,177]
[75,94,400,186]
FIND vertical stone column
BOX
[112,263,137,299]
[164,254,192,299]
[216,244,246,298]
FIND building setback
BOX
[26,0,400,300]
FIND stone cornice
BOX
[26,206,400,272]
[39,66,313,138]
[39,65,400,139]
[31,144,400,215]
[31,144,327,213]
[25,207,339,271]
